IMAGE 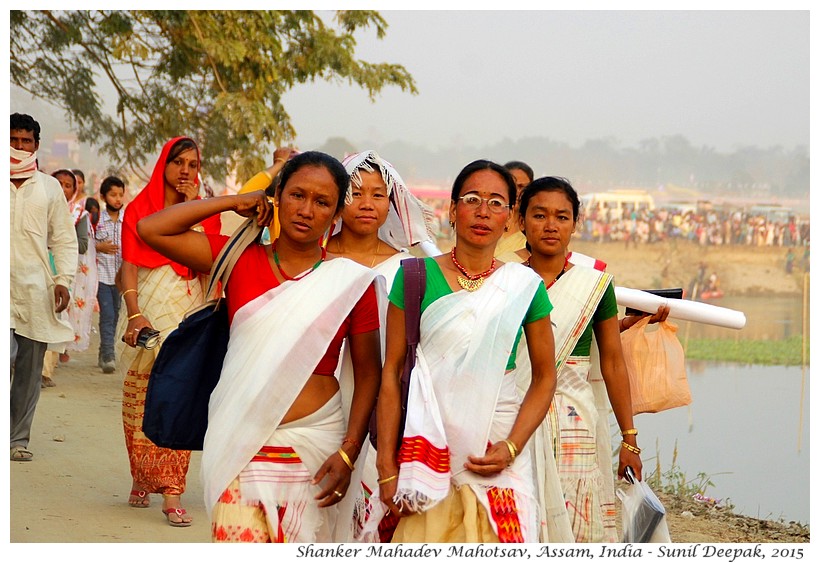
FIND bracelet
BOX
[274,158,285,164]
[621,428,639,436]
[342,437,361,452]
[127,312,143,321]
[621,441,642,455]
[503,438,519,463]
[377,474,398,485]
[121,289,137,297]
[337,447,355,471]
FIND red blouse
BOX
[207,234,379,376]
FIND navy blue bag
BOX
[143,218,261,451]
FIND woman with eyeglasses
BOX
[369,160,557,543]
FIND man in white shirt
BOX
[10,113,78,462]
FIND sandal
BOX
[162,507,192,527]
[10,446,33,462]
[128,489,150,508]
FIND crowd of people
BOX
[417,189,810,254]
[12,112,675,544]
[576,204,809,249]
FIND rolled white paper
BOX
[615,286,746,330]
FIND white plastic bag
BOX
[616,467,672,543]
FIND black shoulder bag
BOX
[143,217,261,451]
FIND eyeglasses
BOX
[458,194,510,213]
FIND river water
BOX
[614,295,811,524]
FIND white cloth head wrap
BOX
[10,147,38,180]
[340,150,439,254]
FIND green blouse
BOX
[388,257,552,370]
[568,281,618,357]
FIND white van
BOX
[580,190,655,219]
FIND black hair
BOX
[278,151,349,212]
[51,169,77,193]
[166,138,198,164]
[451,159,517,206]
[100,175,125,198]
[518,176,581,223]
[504,160,534,183]
[85,197,100,212]
[10,113,41,143]
[265,173,282,198]
[71,169,85,182]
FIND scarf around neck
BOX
[10,146,38,180]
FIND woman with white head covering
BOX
[329,150,439,264]
[326,150,440,541]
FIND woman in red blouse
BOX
[138,151,382,543]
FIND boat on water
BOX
[700,289,724,300]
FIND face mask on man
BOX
[10,146,38,180]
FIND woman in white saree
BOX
[515,176,643,543]
[327,149,441,541]
[371,160,557,543]
[138,151,383,543]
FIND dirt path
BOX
[10,328,210,543]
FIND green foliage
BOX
[10,10,417,183]
[644,440,734,510]
[682,336,807,366]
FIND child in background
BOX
[95,176,126,373]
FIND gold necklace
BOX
[369,240,381,268]
[334,237,381,268]
[450,247,497,292]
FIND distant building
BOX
[42,134,81,171]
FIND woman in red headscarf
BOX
[117,137,221,527]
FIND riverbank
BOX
[570,239,807,297]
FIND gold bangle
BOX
[337,447,355,471]
[621,441,641,455]
[377,475,398,485]
[121,289,137,297]
[274,158,285,164]
[127,312,143,321]
[503,438,518,463]
[621,428,639,436]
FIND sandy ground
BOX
[8,240,809,547]
[9,328,211,544]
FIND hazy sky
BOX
[282,9,809,152]
[7,9,810,154]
